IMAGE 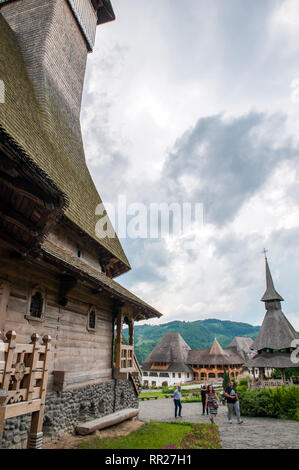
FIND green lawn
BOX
[77,421,221,449]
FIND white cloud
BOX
[81,0,299,333]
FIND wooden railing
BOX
[0,331,51,449]
[120,344,134,372]
[114,344,142,395]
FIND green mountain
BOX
[123,318,260,363]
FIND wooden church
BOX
[245,255,299,387]
[0,0,162,448]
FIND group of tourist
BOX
[173,381,243,425]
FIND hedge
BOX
[237,386,299,421]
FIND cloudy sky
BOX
[81,0,299,329]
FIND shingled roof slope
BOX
[228,337,255,360]
[142,333,191,369]
[0,14,130,269]
[187,347,244,365]
[245,352,297,369]
[251,309,299,351]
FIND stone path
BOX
[138,399,299,449]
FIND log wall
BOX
[0,245,115,391]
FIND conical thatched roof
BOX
[142,333,191,370]
[209,338,226,356]
[251,309,299,351]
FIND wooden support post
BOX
[27,334,51,449]
[2,330,16,392]
[115,312,123,370]
[0,280,10,339]
[129,319,134,347]
[280,368,286,384]
[259,367,265,387]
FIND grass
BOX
[139,391,169,399]
[139,390,203,400]
[77,421,221,450]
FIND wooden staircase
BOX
[130,353,143,395]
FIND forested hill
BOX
[123,318,260,364]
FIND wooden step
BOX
[75,408,139,436]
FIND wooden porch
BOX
[113,306,143,395]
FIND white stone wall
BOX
[142,371,192,388]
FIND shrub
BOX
[238,386,299,420]
[238,379,248,388]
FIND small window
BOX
[30,292,43,318]
[87,306,96,331]
[77,246,82,258]
[26,285,46,322]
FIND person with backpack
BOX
[205,384,221,424]
[224,381,243,424]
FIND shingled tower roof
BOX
[0,3,130,275]
[250,256,299,352]
[261,257,284,302]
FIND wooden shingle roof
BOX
[142,333,191,370]
[245,352,297,369]
[251,309,299,351]
[0,14,130,270]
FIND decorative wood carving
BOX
[0,331,51,448]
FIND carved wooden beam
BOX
[0,169,52,207]
[0,202,40,236]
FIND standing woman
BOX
[200,385,208,415]
[205,384,221,424]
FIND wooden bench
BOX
[75,408,139,436]
[139,396,159,401]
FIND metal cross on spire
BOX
[262,248,268,259]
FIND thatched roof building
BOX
[142,334,252,386]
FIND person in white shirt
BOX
[173,385,182,418]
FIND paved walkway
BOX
[138,399,299,449]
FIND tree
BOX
[222,368,230,388]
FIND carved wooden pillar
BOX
[115,311,123,370]
[128,318,134,346]
[0,280,10,339]
[27,334,51,449]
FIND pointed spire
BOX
[260,255,284,303]
[209,338,226,356]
